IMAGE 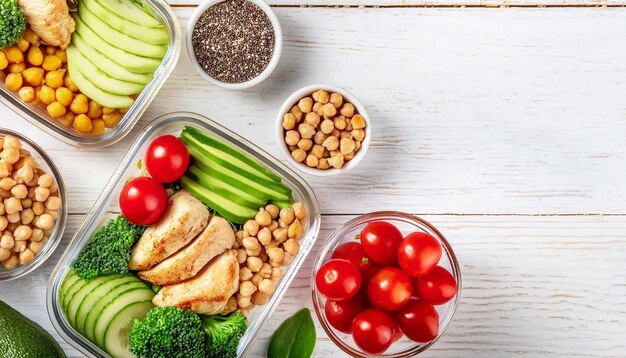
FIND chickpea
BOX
[297,97,313,113]
[22,67,44,86]
[278,219,289,229]
[87,100,103,119]
[273,228,288,243]
[1,148,19,164]
[239,281,257,296]
[20,208,34,225]
[282,252,294,266]
[293,202,306,220]
[45,196,61,211]
[35,213,53,230]
[4,46,23,63]
[28,241,43,255]
[284,239,300,256]
[27,46,43,66]
[0,203,3,215]
[322,136,339,151]
[0,189,10,199]
[310,144,324,159]
[251,291,270,305]
[256,228,271,246]
[328,153,345,169]
[313,102,324,116]
[73,114,93,133]
[265,204,279,219]
[312,90,330,104]
[26,174,39,187]
[270,260,282,268]
[237,248,247,264]
[45,70,65,89]
[4,197,22,215]
[47,101,66,118]
[282,113,296,130]
[7,222,18,231]
[64,74,79,92]
[279,208,295,225]
[258,279,275,295]
[284,130,300,146]
[13,225,32,241]
[0,216,6,231]
[16,165,33,184]
[305,155,318,168]
[333,116,347,130]
[259,263,272,279]
[355,141,361,151]
[42,55,62,71]
[69,94,88,114]
[320,119,334,134]
[243,237,260,251]
[267,220,279,231]
[0,233,13,249]
[4,73,22,92]
[351,129,365,142]
[19,249,34,265]
[313,131,328,145]
[322,103,337,117]
[255,208,272,227]
[238,307,250,316]
[8,62,25,74]
[32,201,43,216]
[0,248,10,261]
[266,247,285,263]
[45,209,58,220]
[247,256,263,272]
[304,112,320,127]
[10,184,27,199]
[35,186,50,202]
[2,254,18,269]
[298,123,315,139]
[352,114,366,129]
[30,228,43,242]
[0,178,16,191]
[340,130,351,139]
[240,266,253,281]
[297,139,313,151]
[103,107,115,115]
[237,293,251,308]
[340,103,355,117]
[91,119,106,136]
[291,149,306,163]
[243,220,259,237]
[340,138,356,155]
[56,87,74,107]
[13,240,26,253]
[271,267,283,281]
[38,174,53,188]
[287,221,304,240]
[18,86,36,103]
[38,85,55,105]
[289,105,303,121]
[0,52,7,70]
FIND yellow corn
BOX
[38,85,56,105]
[90,119,105,136]
[22,67,44,87]
[42,55,62,71]
[73,114,93,133]
[5,73,23,91]
[47,101,67,118]
[27,47,43,66]
[55,87,74,107]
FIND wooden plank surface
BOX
[1,5,625,358]
[167,1,626,7]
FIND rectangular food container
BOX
[0,0,181,148]
[46,112,322,357]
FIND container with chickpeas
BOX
[0,132,66,281]
[277,85,371,176]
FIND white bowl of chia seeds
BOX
[187,0,283,89]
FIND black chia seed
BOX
[192,0,275,84]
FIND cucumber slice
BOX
[188,165,266,208]
[94,288,155,348]
[59,270,79,308]
[271,200,294,209]
[78,3,167,58]
[67,61,134,109]
[62,278,89,313]
[180,175,258,224]
[103,301,154,358]
[67,275,117,328]
[182,127,282,183]
[84,280,150,342]
[93,0,162,28]
[75,276,142,335]
[188,149,292,203]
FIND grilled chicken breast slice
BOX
[129,190,209,271]
[153,249,239,315]
[138,216,235,286]
[18,0,75,49]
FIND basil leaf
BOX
[268,308,316,358]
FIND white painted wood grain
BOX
[1,215,625,357]
[166,0,626,7]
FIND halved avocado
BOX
[68,61,134,108]
[93,0,162,28]
[188,165,266,208]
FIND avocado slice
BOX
[74,15,161,74]
[68,61,134,108]
[67,46,145,95]
[78,4,167,59]
[188,165,266,208]
[82,0,168,45]
[71,33,153,85]
[93,0,162,28]
[0,301,66,358]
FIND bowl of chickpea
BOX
[0,129,66,282]
[276,84,371,176]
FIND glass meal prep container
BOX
[0,0,181,148]
[47,112,322,357]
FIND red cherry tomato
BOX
[332,242,381,290]
[324,297,366,334]
[397,231,442,277]
[316,259,361,301]
[145,135,190,183]
[351,309,396,355]
[416,266,458,305]
[119,177,168,225]
[368,267,412,311]
[393,322,404,342]
[396,299,439,343]
[360,221,403,265]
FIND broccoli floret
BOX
[0,0,26,49]
[72,215,146,279]
[129,306,206,358]
[201,311,248,358]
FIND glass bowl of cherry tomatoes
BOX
[311,211,461,357]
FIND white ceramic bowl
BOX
[276,84,371,176]
[186,0,283,90]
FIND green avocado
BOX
[93,0,162,28]
[0,300,66,358]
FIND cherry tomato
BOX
[351,309,396,355]
[396,299,439,343]
[332,242,380,290]
[360,221,403,265]
[397,231,442,277]
[368,267,412,311]
[119,177,168,225]
[316,259,361,301]
[324,297,366,333]
[145,135,190,183]
[416,266,458,305]
[393,322,404,342]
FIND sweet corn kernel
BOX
[90,119,105,135]
[27,47,43,66]
[7,62,25,73]
[38,85,55,105]
[18,87,35,103]
[22,67,44,87]
[57,112,74,127]
[64,74,79,92]
[0,52,8,70]
[55,87,73,107]
[46,101,66,118]
[86,101,103,119]
[73,114,93,133]
[4,46,24,64]
[5,73,23,91]
[102,112,122,128]
[45,70,65,89]
[42,55,62,71]
[16,38,30,53]
[69,94,88,114]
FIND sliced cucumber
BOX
[75,276,141,335]
[186,144,292,202]
[188,165,266,208]
[62,278,89,313]
[68,61,134,109]
[103,300,154,358]
[59,270,79,308]
[180,175,258,224]
[67,275,117,328]
[94,288,155,348]
[271,200,294,209]
[182,127,282,183]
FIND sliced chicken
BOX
[18,0,75,49]
[138,216,235,286]
[129,190,209,271]
[153,249,239,315]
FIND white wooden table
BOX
[1,0,626,357]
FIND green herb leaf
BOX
[268,308,316,358]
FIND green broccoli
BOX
[0,0,26,49]
[202,311,248,358]
[72,215,146,279]
[129,306,206,358]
